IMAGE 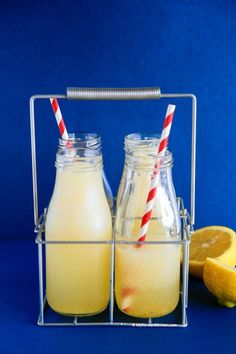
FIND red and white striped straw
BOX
[50,98,69,141]
[137,104,176,244]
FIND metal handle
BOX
[30,87,197,226]
[67,87,161,100]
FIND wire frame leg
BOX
[181,237,189,326]
[37,242,45,325]
[184,240,190,308]
[109,240,115,323]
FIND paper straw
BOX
[49,97,114,208]
[137,104,176,244]
[50,98,69,141]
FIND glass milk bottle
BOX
[115,133,181,318]
[45,133,112,316]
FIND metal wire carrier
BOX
[30,87,197,327]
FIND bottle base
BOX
[117,295,180,319]
[47,299,109,317]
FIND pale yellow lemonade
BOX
[115,146,181,318]
[46,159,112,316]
[115,224,181,318]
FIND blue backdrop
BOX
[0,0,236,240]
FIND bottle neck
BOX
[124,133,173,172]
[55,132,103,171]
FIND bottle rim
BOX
[124,133,173,169]
[59,132,101,149]
[56,131,103,169]
[125,132,161,143]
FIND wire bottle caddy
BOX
[30,87,197,327]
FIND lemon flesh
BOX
[203,257,236,308]
[189,226,236,279]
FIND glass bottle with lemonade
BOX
[115,133,181,318]
[45,133,112,316]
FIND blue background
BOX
[0,1,236,353]
[0,0,236,239]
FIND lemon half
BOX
[203,257,236,308]
[189,226,236,279]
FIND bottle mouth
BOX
[56,132,103,169]
[124,133,161,151]
[59,132,101,150]
[124,133,173,170]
